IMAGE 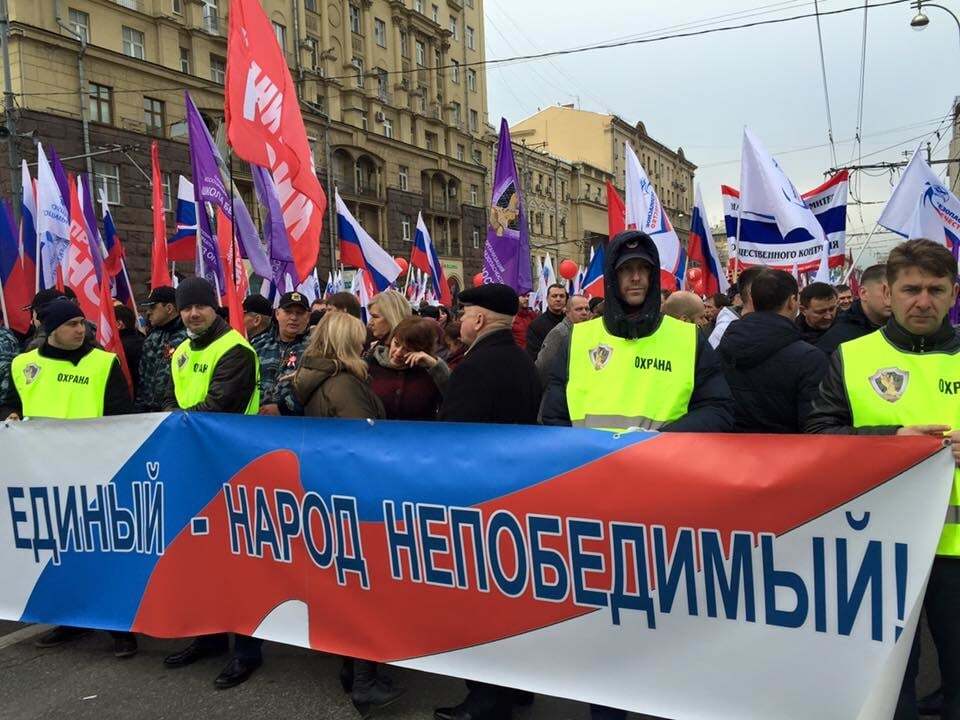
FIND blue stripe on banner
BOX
[817,206,847,235]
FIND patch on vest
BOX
[870,367,909,403]
[589,344,613,371]
[176,352,188,370]
[22,363,40,385]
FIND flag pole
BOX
[0,271,10,329]
[227,151,239,290]
[844,219,883,283]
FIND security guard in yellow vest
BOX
[159,277,263,690]
[1,297,138,658]
[805,239,960,720]
[540,230,734,720]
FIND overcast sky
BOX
[483,0,956,262]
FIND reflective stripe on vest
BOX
[840,329,960,557]
[171,329,260,414]
[566,315,697,432]
[11,347,116,419]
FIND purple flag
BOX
[232,188,272,281]
[483,118,532,294]
[252,164,295,291]
[185,92,226,291]
[48,148,71,210]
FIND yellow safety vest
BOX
[170,329,260,414]
[841,329,960,557]
[566,315,697,432]
[11,347,116,419]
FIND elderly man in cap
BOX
[135,286,187,413]
[242,293,274,343]
[161,277,262,687]
[435,283,540,720]
[0,298,137,657]
[540,231,733,720]
[252,291,311,416]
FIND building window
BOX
[400,31,409,58]
[399,165,408,191]
[306,38,319,70]
[88,83,112,124]
[431,4,438,22]
[472,148,482,164]
[374,18,386,47]
[467,68,476,92]
[352,57,364,87]
[466,26,475,50]
[415,39,425,66]
[179,47,191,73]
[377,68,388,100]
[449,15,458,39]
[456,144,465,161]
[451,101,461,126]
[162,173,173,212]
[466,0,473,6]
[272,22,286,51]
[472,228,480,249]
[68,9,89,43]
[425,131,437,152]
[172,0,182,14]
[210,54,226,83]
[93,161,120,205]
[143,97,165,136]
[360,114,368,131]
[401,215,412,242]
[416,85,427,112]
[451,59,460,84]
[122,26,145,60]
[414,0,423,13]
[383,118,393,138]
[304,0,316,9]
[349,4,361,33]
[469,109,478,132]
[470,184,478,204]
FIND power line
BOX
[812,0,839,167]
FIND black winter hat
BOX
[176,277,218,311]
[458,283,519,316]
[42,298,84,334]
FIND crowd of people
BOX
[1,230,958,720]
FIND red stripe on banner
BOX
[802,169,849,199]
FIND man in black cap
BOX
[242,293,274,343]
[540,231,733,720]
[252,291,311,416]
[20,288,66,351]
[435,283,541,720]
[0,298,137,657]
[135,286,187,413]
[161,277,263,689]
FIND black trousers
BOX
[589,704,626,720]
[194,633,263,663]
[462,680,512,714]
[897,557,960,720]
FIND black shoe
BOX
[352,660,406,718]
[213,656,262,690]
[35,626,89,648]
[511,689,534,707]
[918,687,943,716]
[340,657,354,693]
[163,640,228,668]
[113,635,138,659]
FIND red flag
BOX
[607,181,625,239]
[64,175,132,390]
[225,0,325,283]
[216,208,248,338]
[150,142,172,289]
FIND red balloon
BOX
[687,267,703,285]
[559,259,579,280]
[473,272,484,287]
[395,257,409,274]
[659,269,678,291]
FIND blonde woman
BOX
[293,312,385,420]
[366,289,411,349]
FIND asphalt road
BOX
[0,621,942,720]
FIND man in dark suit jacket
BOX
[436,282,541,720]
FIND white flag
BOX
[35,143,70,289]
[624,143,682,274]
[879,146,960,247]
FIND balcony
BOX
[113,0,145,11]
[201,14,224,36]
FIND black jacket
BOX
[439,328,541,424]
[804,317,960,435]
[0,340,132,419]
[162,316,258,414]
[526,310,564,360]
[120,327,144,395]
[815,300,883,355]
[718,312,828,433]
[797,313,833,345]
[540,231,735,432]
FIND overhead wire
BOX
[812,0,839,167]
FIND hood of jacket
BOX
[369,343,401,369]
[602,231,663,340]
[836,300,880,332]
[718,311,803,369]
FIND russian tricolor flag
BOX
[168,176,197,262]
[410,212,452,307]
[0,199,32,333]
[99,190,136,310]
[336,190,400,292]
[581,245,605,299]
[687,185,729,297]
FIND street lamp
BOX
[909,0,960,38]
